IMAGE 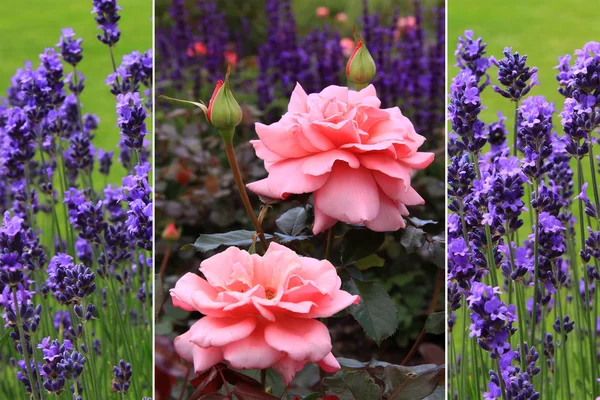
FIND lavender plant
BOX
[449,32,600,399]
[0,1,152,398]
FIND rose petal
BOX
[288,83,308,113]
[189,316,257,348]
[174,328,224,372]
[307,290,360,318]
[364,190,407,232]
[313,206,338,234]
[358,153,412,181]
[313,118,361,148]
[255,120,311,159]
[317,352,341,373]
[314,164,380,224]
[222,325,283,369]
[248,157,329,199]
[400,152,435,169]
[264,317,332,362]
[273,356,306,385]
[250,140,284,163]
[301,150,360,176]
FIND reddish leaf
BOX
[189,367,223,396]
[232,383,280,400]
[321,396,340,400]
[154,335,189,400]
[221,368,263,388]
[155,365,176,400]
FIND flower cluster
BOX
[0,3,152,398]
[450,35,600,400]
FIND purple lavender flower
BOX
[491,47,539,101]
[53,311,71,331]
[92,0,121,46]
[97,149,113,176]
[467,282,517,357]
[66,130,95,173]
[455,30,490,89]
[47,253,96,305]
[39,48,65,106]
[112,360,132,394]
[518,96,554,178]
[56,28,83,67]
[487,112,508,155]
[65,71,85,95]
[116,92,148,152]
[448,70,487,153]
[570,41,600,96]
[63,192,107,243]
[1,107,36,181]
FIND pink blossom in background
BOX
[247,84,434,234]
[339,38,354,57]
[315,6,330,18]
[171,243,359,384]
[397,16,417,32]
[335,12,348,22]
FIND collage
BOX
[0,0,598,399]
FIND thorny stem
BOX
[260,369,267,391]
[324,227,334,261]
[177,367,192,400]
[401,269,444,366]
[224,142,268,252]
[156,247,172,317]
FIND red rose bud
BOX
[206,79,224,123]
[207,65,242,142]
[162,222,180,241]
[345,33,376,87]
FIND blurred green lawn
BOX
[0,0,152,184]
[448,0,600,127]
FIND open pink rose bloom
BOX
[247,83,434,234]
[170,242,360,384]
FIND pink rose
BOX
[247,84,434,234]
[171,242,359,384]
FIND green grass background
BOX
[0,0,152,184]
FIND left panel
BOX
[0,0,153,398]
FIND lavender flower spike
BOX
[116,92,149,152]
[491,47,539,101]
[56,28,83,67]
[92,0,121,46]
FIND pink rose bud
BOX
[206,65,242,142]
[161,222,180,241]
[315,6,330,18]
[247,83,434,234]
[345,35,376,86]
[171,243,359,384]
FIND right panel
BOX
[448,0,600,399]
